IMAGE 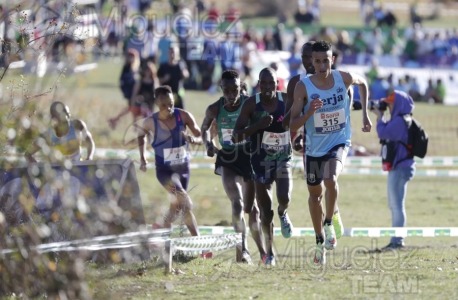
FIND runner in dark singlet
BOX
[138,86,203,238]
[233,68,294,266]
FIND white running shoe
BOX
[324,224,337,250]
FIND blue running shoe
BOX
[279,212,293,238]
[261,254,276,266]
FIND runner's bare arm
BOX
[232,97,271,143]
[74,119,95,160]
[341,71,372,132]
[183,110,203,144]
[138,117,154,171]
[289,81,313,132]
[283,75,300,128]
[201,102,219,157]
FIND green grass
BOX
[81,170,458,299]
[137,170,458,229]
[85,236,458,299]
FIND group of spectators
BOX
[8,1,440,83]
[117,1,457,87]
[1,0,456,103]
[354,60,448,104]
[322,25,458,69]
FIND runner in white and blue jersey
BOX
[284,41,346,243]
[290,41,372,265]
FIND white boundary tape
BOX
[343,227,458,237]
[0,229,172,255]
[341,168,458,177]
[5,146,458,167]
[345,156,458,167]
[183,164,458,177]
[0,228,241,273]
[162,233,241,273]
[171,233,241,252]
[2,226,454,256]
[0,230,242,255]
[5,147,458,175]
[94,149,458,167]
[187,226,458,238]
[2,226,455,273]
[91,149,458,177]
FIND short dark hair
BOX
[259,67,276,78]
[155,85,172,98]
[221,69,239,81]
[312,40,333,53]
[301,41,316,56]
[50,101,70,117]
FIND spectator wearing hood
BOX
[373,90,416,249]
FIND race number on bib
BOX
[261,131,289,152]
[313,108,346,134]
[163,146,187,165]
[222,128,245,146]
[221,128,234,146]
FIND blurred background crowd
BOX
[0,0,457,105]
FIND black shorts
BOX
[215,145,253,181]
[155,163,190,191]
[252,159,291,185]
[305,144,348,186]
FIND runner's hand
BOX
[258,115,273,129]
[206,142,217,157]
[140,158,148,172]
[293,134,303,152]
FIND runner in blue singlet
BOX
[138,85,203,238]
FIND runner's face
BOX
[157,93,174,114]
[221,78,241,104]
[312,50,334,77]
[50,104,69,124]
[302,46,315,74]
[258,71,277,98]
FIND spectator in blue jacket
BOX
[373,90,416,249]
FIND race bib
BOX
[163,146,187,165]
[221,128,234,145]
[313,108,346,134]
[221,128,245,146]
[261,131,289,152]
